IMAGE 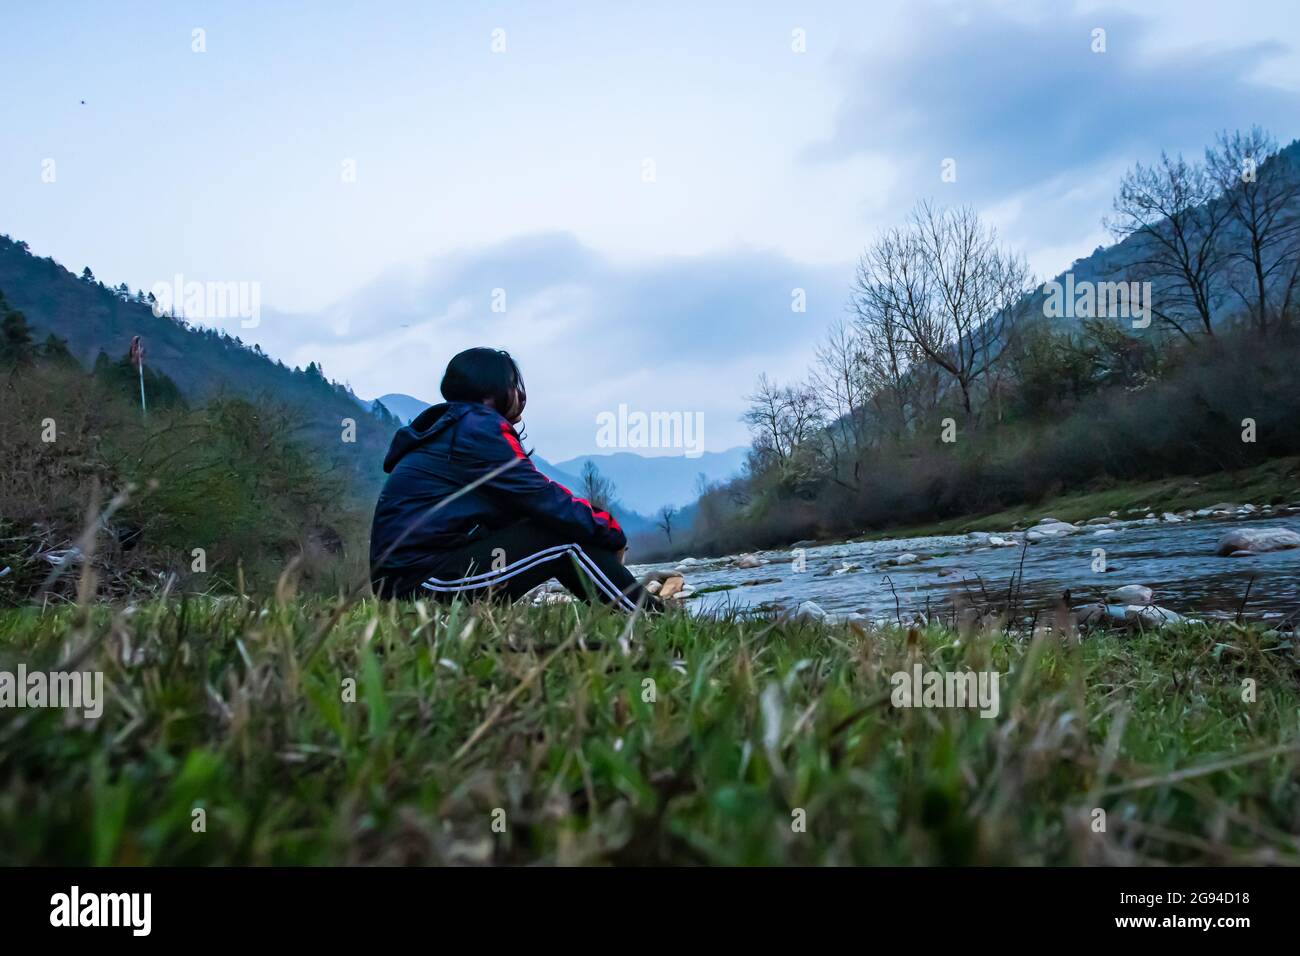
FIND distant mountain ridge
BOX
[554,449,748,514]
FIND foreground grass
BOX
[1,597,1298,865]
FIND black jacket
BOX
[369,402,626,594]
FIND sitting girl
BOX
[369,347,660,612]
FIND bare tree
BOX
[691,471,727,534]
[779,382,823,456]
[1109,151,1231,341]
[741,374,824,483]
[1206,127,1300,334]
[578,460,617,513]
[657,505,676,543]
[852,203,1031,421]
[694,472,711,499]
[809,319,871,484]
[742,373,791,469]
[851,242,939,439]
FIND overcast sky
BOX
[3,0,1299,457]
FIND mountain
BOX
[554,448,749,515]
[1030,138,1300,333]
[370,392,433,425]
[0,234,396,490]
[0,236,366,408]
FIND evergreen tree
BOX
[91,349,185,409]
[371,399,400,427]
[40,333,77,365]
[0,303,35,366]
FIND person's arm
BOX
[475,416,627,552]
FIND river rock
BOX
[659,575,686,600]
[795,600,828,623]
[987,535,1018,547]
[1075,604,1139,627]
[1071,606,1102,629]
[1161,512,1184,523]
[1076,603,1184,629]
[1027,521,1077,541]
[1043,520,1079,533]
[733,553,764,569]
[890,552,921,565]
[1086,516,1114,525]
[1074,603,1109,626]
[1106,584,1153,605]
[642,569,682,584]
[831,562,861,575]
[1215,527,1300,556]
[534,591,575,605]
[1124,605,1185,628]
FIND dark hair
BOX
[440,347,526,415]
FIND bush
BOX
[0,354,370,603]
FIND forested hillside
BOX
[0,234,397,489]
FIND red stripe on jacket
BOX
[498,421,622,533]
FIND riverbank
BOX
[640,457,1300,625]
[2,598,1296,864]
[808,457,1300,546]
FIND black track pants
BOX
[413,520,660,612]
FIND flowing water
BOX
[632,511,1300,623]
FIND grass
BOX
[1,596,1298,865]
[852,456,1300,542]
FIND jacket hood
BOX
[382,401,469,473]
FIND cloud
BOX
[250,232,848,459]
[807,4,1298,202]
